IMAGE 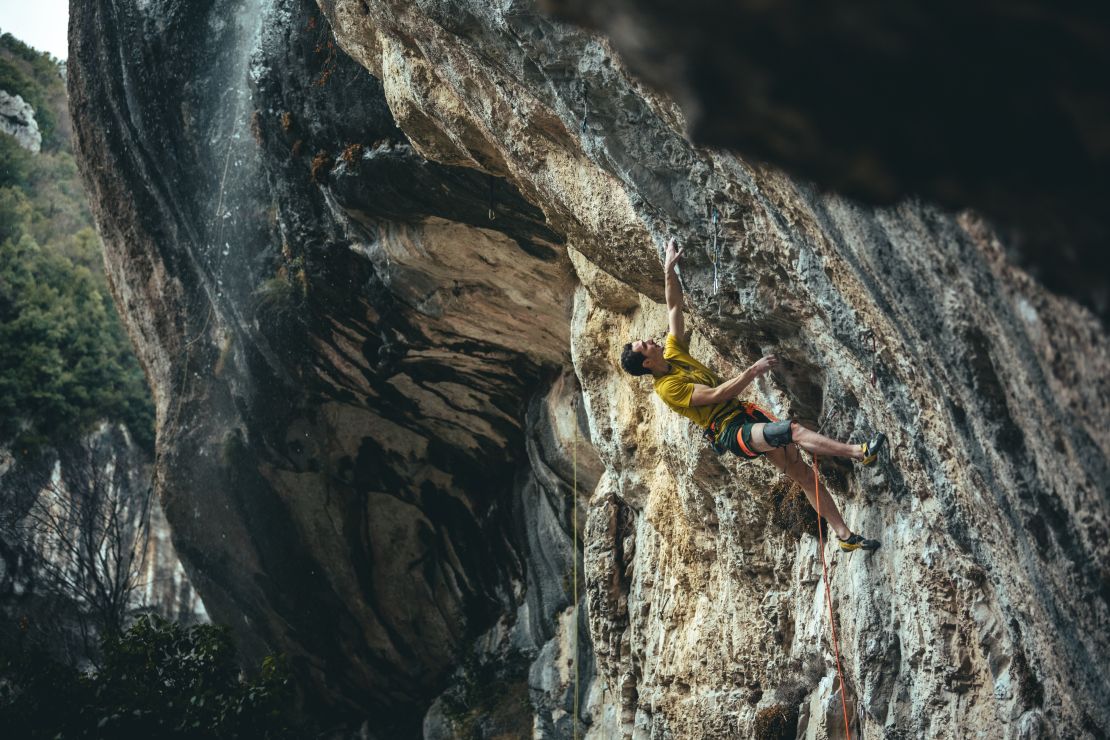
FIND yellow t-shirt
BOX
[652,334,741,433]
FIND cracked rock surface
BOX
[72,0,1109,736]
[0,90,42,153]
[542,0,1110,322]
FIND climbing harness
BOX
[811,455,853,740]
[704,402,779,460]
[708,206,722,295]
[701,399,744,451]
[488,175,497,221]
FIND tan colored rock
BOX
[67,0,1110,735]
[322,1,1110,736]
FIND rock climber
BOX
[619,238,886,552]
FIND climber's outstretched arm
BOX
[664,237,685,339]
[689,355,778,406]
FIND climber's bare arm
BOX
[664,237,685,339]
[688,355,778,406]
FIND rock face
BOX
[541,0,1110,322]
[0,425,205,653]
[139,483,208,626]
[70,0,1110,738]
[70,0,594,735]
[0,90,42,152]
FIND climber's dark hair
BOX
[620,343,650,376]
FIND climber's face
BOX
[632,338,664,369]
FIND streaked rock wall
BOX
[70,0,1110,736]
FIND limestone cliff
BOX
[70,0,1109,737]
[0,425,205,653]
[541,0,1110,322]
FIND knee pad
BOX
[763,420,793,448]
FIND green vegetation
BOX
[0,33,154,452]
[0,33,62,149]
[0,614,298,739]
[254,274,302,321]
[441,648,533,739]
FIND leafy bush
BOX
[0,615,298,739]
[441,648,532,739]
[0,235,154,451]
[0,186,32,242]
[0,135,33,188]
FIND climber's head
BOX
[621,338,666,377]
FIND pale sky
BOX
[0,0,70,60]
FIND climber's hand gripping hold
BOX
[664,236,685,339]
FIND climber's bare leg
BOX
[763,444,852,540]
[759,421,862,460]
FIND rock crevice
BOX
[71,0,1110,736]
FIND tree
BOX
[4,434,153,651]
[0,235,155,452]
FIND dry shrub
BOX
[766,478,827,541]
[341,143,363,167]
[754,703,798,740]
[310,150,333,183]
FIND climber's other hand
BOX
[750,355,778,377]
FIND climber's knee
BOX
[763,446,788,471]
[762,419,794,448]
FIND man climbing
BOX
[620,238,886,552]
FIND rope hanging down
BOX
[812,455,853,740]
[572,397,580,739]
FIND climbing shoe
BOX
[860,432,887,466]
[839,534,881,553]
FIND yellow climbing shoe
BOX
[839,534,881,553]
[860,432,887,466]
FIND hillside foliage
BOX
[0,615,298,739]
[0,33,153,451]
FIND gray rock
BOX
[0,423,205,659]
[68,0,1110,737]
[0,90,41,153]
[543,0,1110,321]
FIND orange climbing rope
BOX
[812,454,853,740]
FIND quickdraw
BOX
[708,206,722,295]
[701,399,745,453]
[864,329,878,387]
[578,80,589,133]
